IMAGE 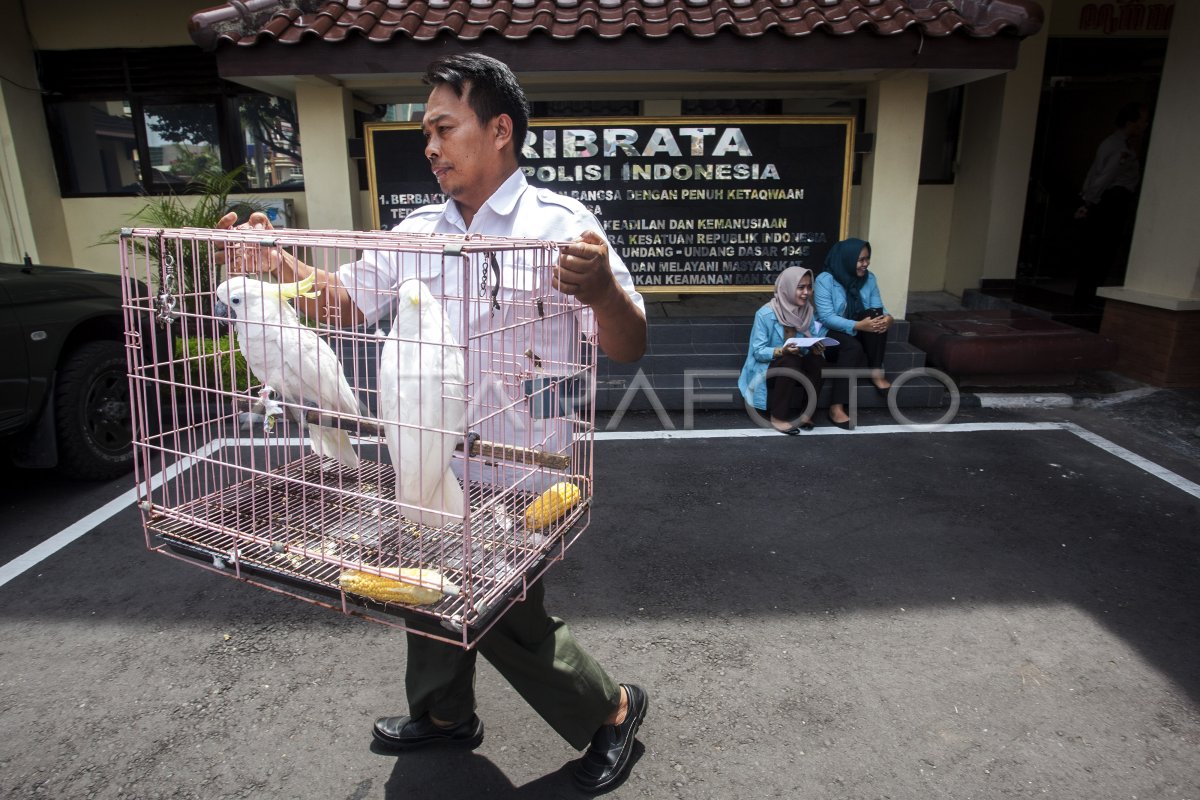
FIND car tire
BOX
[54,340,134,480]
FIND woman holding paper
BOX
[737,266,831,434]
[814,238,893,429]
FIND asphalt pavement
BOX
[1,383,1198,800]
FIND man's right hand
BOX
[217,211,280,275]
[217,210,274,231]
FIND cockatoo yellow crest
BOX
[273,272,321,302]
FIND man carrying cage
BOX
[218,53,649,793]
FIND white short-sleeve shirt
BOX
[338,170,644,491]
[338,170,645,332]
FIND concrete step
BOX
[595,372,948,413]
[333,316,941,414]
[907,308,1117,385]
[595,317,939,411]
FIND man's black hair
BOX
[1115,101,1148,129]
[423,53,530,158]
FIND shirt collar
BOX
[482,170,527,218]
[443,170,526,231]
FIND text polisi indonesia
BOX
[366,117,854,291]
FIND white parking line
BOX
[2,422,1197,589]
[599,421,1200,499]
[1059,422,1200,500]
[0,440,227,589]
[594,421,1066,440]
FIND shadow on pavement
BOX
[558,428,1200,704]
[381,745,646,798]
[4,422,1197,707]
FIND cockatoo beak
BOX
[212,299,233,330]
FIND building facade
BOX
[2,0,1195,384]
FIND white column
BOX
[0,7,72,265]
[861,72,928,320]
[982,14,1049,282]
[944,12,1050,299]
[295,78,361,231]
[1098,0,1200,309]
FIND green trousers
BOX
[403,579,621,750]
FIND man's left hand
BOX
[555,230,618,308]
[555,229,646,362]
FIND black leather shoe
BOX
[372,713,484,751]
[574,684,648,793]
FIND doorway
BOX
[1016,36,1166,329]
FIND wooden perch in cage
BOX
[455,439,571,471]
[298,409,572,470]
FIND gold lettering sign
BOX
[367,117,853,292]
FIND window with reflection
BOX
[46,100,139,194]
[143,103,223,187]
[237,95,303,189]
[41,48,303,196]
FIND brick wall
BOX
[1100,300,1200,387]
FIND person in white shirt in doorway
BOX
[1073,101,1150,301]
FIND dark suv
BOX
[0,259,142,479]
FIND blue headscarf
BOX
[823,238,871,321]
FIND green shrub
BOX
[104,167,266,302]
[174,334,254,394]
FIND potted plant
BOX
[105,167,266,399]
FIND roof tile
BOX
[189,0,1043,50]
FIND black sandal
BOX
[827,412,852,431]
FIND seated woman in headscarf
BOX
[814,237,894,429]
[737,266,826,435]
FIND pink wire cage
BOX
[119,226,597,649]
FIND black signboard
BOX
[366,117,853,291]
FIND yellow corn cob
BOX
[524,482,582,530]
[338,567,457,606]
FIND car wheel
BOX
[54,340,134,480]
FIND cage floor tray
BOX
[145,453,584,634]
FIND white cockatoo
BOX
[378,279,466,528]
[214,274,362,469]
